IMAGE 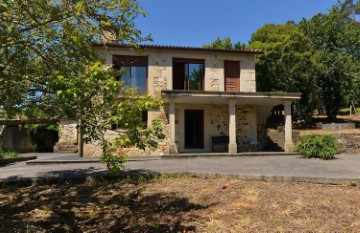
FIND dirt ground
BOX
[1,175,360,233]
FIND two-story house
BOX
[55,44,301,156]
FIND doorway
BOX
[184,110,204,149]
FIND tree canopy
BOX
[248,1,360,122]
[247,22,322,122]
[205,1,359,122]
[203,37,246,50]
[0,0,151,118]
[0,0,164,171]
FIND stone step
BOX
[54,143,78,153]
[267,129,301,151]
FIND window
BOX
[224,60,240,92]
[113,55,148,94]
[173,58,204,91]
[119,66,147,93]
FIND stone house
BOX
[55,44,301,156]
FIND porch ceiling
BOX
[162,90,301,106]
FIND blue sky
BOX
[136,0,340,47]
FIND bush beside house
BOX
[295,134,338,160]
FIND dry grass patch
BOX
[300,128,360,136]
[0,175,360,232]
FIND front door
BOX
[184,110,204,149]
[225,60,240,92]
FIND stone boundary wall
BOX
[322,123,356,130]
[333,134,360,153]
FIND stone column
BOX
[284,100,293,152]
[168,98,177,154]
[228,99,237,154]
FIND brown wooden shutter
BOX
[113,55,148,66]
[224,60,240,92]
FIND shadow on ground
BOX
[0,170,205,232]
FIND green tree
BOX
[299,6,359,121]
[248,22,321,123]
[203,37,246,50]
[0,0,151,117]
[51,63,165,172]
[0,0,164,171]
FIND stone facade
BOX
[171,104,257,153]
[98,47,257,93]
[54,45,300,156]
[83,108,170,157]
[54,120,78,153]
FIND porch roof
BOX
[161,90,301,105]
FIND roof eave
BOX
[93,43,264,55]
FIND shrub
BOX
[295,134,338,160]
[6,151,18,158]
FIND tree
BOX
[0,0,164,172]
[203,37,246,50]
[0,0,151,117]
[51,63,165,172]
[299,6,359,121]
[248,2,360,122]
[248,22,321,123]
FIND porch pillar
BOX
[228,99,237,154]
[168,98,177,154]
[284,100,294,152]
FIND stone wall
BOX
[236,105,257,151]
[98,47,257,93]
[333,134,360,153]
[174,104,257,153]
[79,47,259,156]
[53,120,78,153]
[57,120,78,144]
[322,123,356,130]
[83,108,170,157]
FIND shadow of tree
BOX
[0,172,207,232]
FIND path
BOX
[1,153,360,184]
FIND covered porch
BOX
[162,90,301,154]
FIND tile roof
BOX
[94,43,263,54]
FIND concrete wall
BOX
[1,126,33,152]
[1,126,58,153]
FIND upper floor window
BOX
[224,60,240,92]
[113,55,148,94]
[173,58,204,91]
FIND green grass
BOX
[339,107,360,115]
[0,151,18,159]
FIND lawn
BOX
[1,175,359,232]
